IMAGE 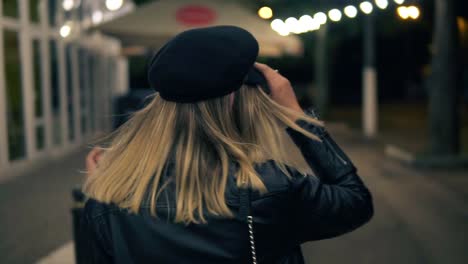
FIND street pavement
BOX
[302,126,468,264]
[0,148,88,264]
[1,126,467,264]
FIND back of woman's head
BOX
[84,25,323,224]
[83,85,321,224]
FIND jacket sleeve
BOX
[82,200,114,264]
[285,108,373,243]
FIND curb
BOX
[385,144,468,168]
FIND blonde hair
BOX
[83,85,323,224]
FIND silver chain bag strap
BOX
[247,215,257,264]
[240,187,257,264]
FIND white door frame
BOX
[19,0,37,160]
[0,1,9,170]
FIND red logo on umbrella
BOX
[176,5,217,26]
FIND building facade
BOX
[0,0,129,181]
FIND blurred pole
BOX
[362,13,378,139]
[428,0,460,155]
[71,46,82,144]
[115,58,130,96]
[315,24,329,117]
[0,11,9,167]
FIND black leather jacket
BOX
[83,108,373,264]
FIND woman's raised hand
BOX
[254,62,303,114]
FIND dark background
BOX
[129,0,468,106]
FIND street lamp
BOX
[328,9,342,22]
[344,5,358,18]
[258,6,273,19]
[360,2,374,15]
[106,0,124,11]
[394,0,405,4]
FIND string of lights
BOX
[258,0,421,36]
[59,0,132,38]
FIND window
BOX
[48,0,57,27]
[30,0,41,23]
[3,0,19,18]
[4,30,25,160]
[36,126,45,150]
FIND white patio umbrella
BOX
[95,0,303,57]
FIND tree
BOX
[428,0,461,155]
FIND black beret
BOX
[148,25,260,103]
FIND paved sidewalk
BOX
[36,242,75,264]
[0,148,89,264]
[302,127,468,264]
[1,126,467,264]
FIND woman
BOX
[83,26,373,264]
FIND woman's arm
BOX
[286,108,374,242]
[255,62,373,242]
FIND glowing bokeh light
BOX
[92,11,103,24]
[375,0,389,10]
[407,6,420,19]
[271,19,290,36]
[397,6,409,19]
[299,15,320,31]
[60,24,72,38]
[328,9,342,22]
[62,0,74,11]
[286,17,307,34]
[360,1,374,15]
[314,12,327,25]
[258,6,273,19]
[105,0,124,11]
[344,5,358,18]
